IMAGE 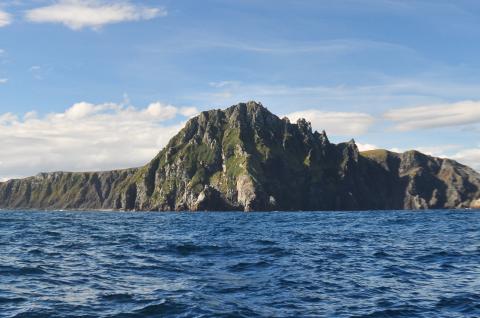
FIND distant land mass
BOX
[1,101,480,211]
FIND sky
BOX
[1,0,480,180]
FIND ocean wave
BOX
[0,210,479,318]
[0,265,47,275]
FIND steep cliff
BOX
[0,169,137,210]
[1,101,479,211]
[361,149,480,209]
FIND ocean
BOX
[0,210,479,318]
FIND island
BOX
[1,101,479,211]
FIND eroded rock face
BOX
[236,175,256,211]
[1,101,480,211]
[470,199,480,209]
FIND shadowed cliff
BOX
[1,101,479,211]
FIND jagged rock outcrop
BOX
[1,101,479,211]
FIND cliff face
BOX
[1,101,479,211]
[0,169,137,210]
[360,149,480,210]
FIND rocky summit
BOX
[1,101,480,211]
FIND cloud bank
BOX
[356,143,378,152]
[453,148,480,172]
[384,100,480,131]
[0,101,198,180]
[285,109,374,136]
[0,10,12,27]
[25,0,166,30]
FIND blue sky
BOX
[1,0,480,179]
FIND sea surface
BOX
[0,210,479,318]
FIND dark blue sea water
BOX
[0,210,479,318]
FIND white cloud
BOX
[0,113,17,124]
[209,81,240,88]
[389,147,403,153]
[0,78,7,84]
[452,148,480,172]
[0,101,198,180]
[144,102,177,119]
[0,10,12,27]
[414,145,461,158]
[384,100,480,131]
[285,110,374,136]
[356,143,378,152]
[29,65,45,80]
[25,0,166,30]
[172,38,415,56]
[179,106,199,117]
